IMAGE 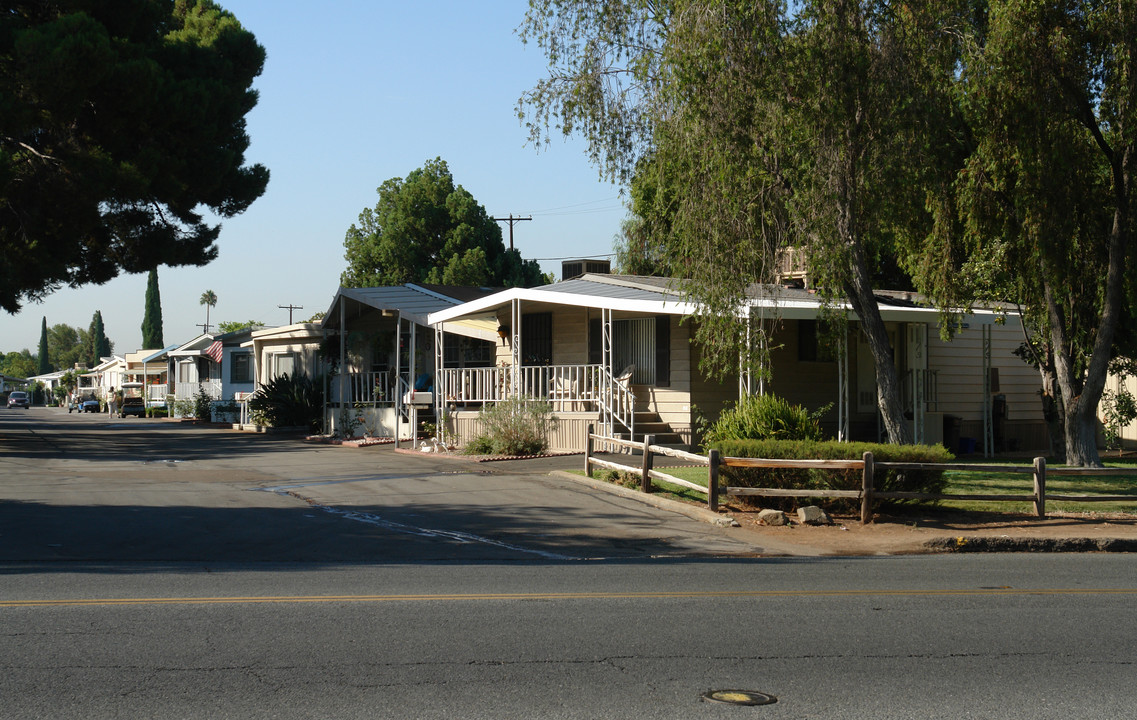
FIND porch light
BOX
[497,325,510,343]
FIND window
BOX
[231,353,252,384]
[798,320,834,362]
[177,361,194,383]
[272,352,296,378]
[589,315,671,386]
[521,313,552,366]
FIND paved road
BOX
[0,407,777,562]
[3,408,1137,719]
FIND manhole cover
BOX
[701,689,777,706]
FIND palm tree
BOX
[199,290,217,333]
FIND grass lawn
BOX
[938,457,1137,514]
[578,457,1137,516]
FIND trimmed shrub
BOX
[704,394,826,445]
[710,438,954,512]
[464,397,558,456]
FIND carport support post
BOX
[585,423,594,477]
[708,449,720,512]
[1033,456,1047,518]
[860,451,874,524]
[640,435,654,493]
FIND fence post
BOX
[1033,456,1046,518]
[708,449,720,512]
[860,451,874,524]
[585,423,594,478]
[641,434,654,493]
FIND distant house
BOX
[427,274,1046,455]
[320,284,498,440]
[243,322,324,387]
[0,373,27,393]
[168,328,257,415]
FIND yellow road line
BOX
[3,588,1137,608]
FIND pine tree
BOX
[37,317,50,374]
[142,268,164,348]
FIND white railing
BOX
[439,365,606,410]
[146,385,168,402]
[598,364,635,441]
[344,371,393,405]
[437,363,635,438]
[438,366,510,404]
[175,381,222,400]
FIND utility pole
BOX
[279,304,304,324]
[492,214,532,251]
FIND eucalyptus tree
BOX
[520,0,957,443]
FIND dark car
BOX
[81,396,101,413]
[7,391,30,409]
[119,396,146,418]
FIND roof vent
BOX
[562,258,611,281]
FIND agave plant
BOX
[247,372,324,431]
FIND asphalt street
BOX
[3,408,1137,719]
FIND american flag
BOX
[204,340,223,364]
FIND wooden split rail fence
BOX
[583,426,1137,523]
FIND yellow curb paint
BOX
[3,587,1137,609]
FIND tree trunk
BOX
[1038,364,1066,464]
[844,252,911,445]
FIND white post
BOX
[338,297,346,436]
[394,314,402,448]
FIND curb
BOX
[550,470,738,528]
[924,536,1137,553]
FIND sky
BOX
[2,1,627,358]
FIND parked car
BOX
[119,396,146,418]
[7,391,29,409]
[81,396,101,413]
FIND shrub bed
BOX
[710,439,954,512]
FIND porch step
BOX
[614,411,687,448]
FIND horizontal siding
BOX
[928,324,1043,423]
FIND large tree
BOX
[141,268,164,348]
[47,323,90,371]
[0,1,269,313]
[520,0,953,443]
[341,158,547,289]
[910,0,1137,466]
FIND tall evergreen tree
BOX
[142,269,164,348]
[86,310,110,367]
[37,316,49,374]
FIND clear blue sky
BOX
[3,0,625,357]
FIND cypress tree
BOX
[37,317,50,373]
[87,311,110,367]
[142,268,164,348]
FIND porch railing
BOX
[175,381,222,400]
[341,371,393,405]
[438,365,604,410]
[437,363,636,439]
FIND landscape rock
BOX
[797,505,831,525]
[757,509,788,526]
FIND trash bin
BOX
[958,436,976,455]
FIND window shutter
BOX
[655,316,670,387]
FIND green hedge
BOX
[710,439,954,512]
